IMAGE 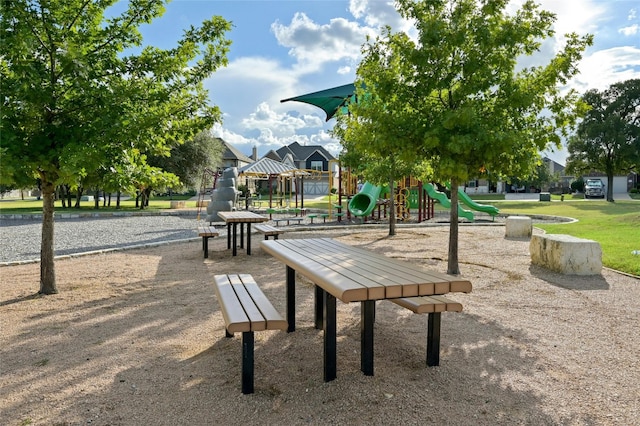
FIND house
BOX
[265,141,336,172]
[219,139,254,169]
[542,157,573,193]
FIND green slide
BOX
[349,182,382,217]
[444,183,500,217]
[456,188,500,217]
[424,183,474,221]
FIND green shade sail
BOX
[280,83,356,121]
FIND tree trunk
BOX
[66,185,72,208]
[388,176,396,236]
[39,178,57,294]
[447,179,460,275]
[94,188,100,209]
[74,187,83,208]
[116,191,121,209]
[607,173,615,202]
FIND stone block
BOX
[530,234,602,275]
[170,200,186,209]
[505,216,532,238]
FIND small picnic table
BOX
[217,211,268,256]
[260,237,472,381]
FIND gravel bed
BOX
[0,215,202,264]
[0,211,569,265]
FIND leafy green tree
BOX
[149,131,224,191]
[335,0,592,274]
[1,0,231,294]
[566,79,640,201]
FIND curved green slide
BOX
[348,182,382,217]
[445,183,500,217]
[424,183,474,221]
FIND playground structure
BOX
[197,161,499,224]
[340,168,499,223]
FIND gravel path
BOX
[1,210,568,265]
[0,215,202,264]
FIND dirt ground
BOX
[1,225,638,425]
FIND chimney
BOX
[252,146,258,160]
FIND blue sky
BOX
[130,0,640,165]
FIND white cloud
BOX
[629,9,637,20]
[271,12,374,73]
[571,46,640,91]
[349,0,408,32]
[619,24,639,36]
[241,102,323,136]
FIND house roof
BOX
[275,142,335,162]
[220,139,253,163]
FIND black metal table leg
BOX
[286,266,295,332]
[240,222,244,249]
[361,300,375,376]
[246,223,251,255]
[226,223,231,249]
[314,285,324,330]
[232,223,237,256]
[203,237,209,259]
[323,290,337,382]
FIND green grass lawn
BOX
[2,195,638,276]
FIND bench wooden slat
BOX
[198,226,219,237]
[391,295,463,314]
[255,224,284,235]
[238,274,288,331]
[227,275,267,332]
[214,275,251,333]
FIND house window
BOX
[310,161,323,171]
[467,180,476,188]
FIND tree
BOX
[149,131,224,191]
[1,0,231,294]
[566,79,640,201]
[334,0,592,274]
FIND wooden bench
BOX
[198,226,219,259]
[254,224,285,240]
[213,274,288,394]
[272,217,303,226]
[390,295,463,367]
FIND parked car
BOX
[584,179,605,199]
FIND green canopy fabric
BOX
[280,83,356,121]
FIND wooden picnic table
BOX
[217,211,268,256]
[260,237,472,381]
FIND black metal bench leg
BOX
[427,312,441,366]
[286,266,295,332]
[242,331,254,394]
[203,237,209,259]
[314,285,323,330]
[361,300,375,376]
[323,290,337,382]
